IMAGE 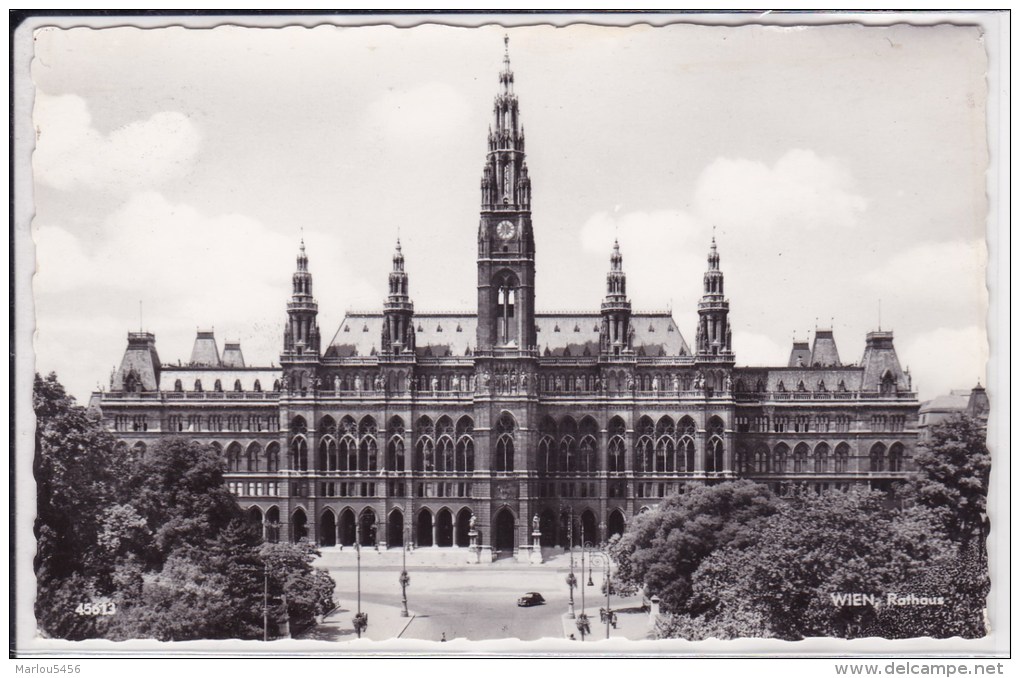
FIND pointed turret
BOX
[382,238,415,354]
[601,239,633,356]
[788,339,811,367]
[477,36,537,353]
[221,341,246,368]
[113,332,161,392]
[810,329,841,367]
[481,34,530,212]
[189,330,221,367]
[861,330,906,395]
[696,237,733,358]
[282,239,320,357]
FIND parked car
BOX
[517,592,546,607]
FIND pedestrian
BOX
[569,633,576,641]
[441,633,447,642]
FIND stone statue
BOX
[652,376,660,393]
[354,375,363,392]
[282,375,289,392]
[482,371,491,387]
[314,376,322,390]
[520,372,528,390]
[431,376,439,391]
[724,374,733,392]
[627,376,635,391]
[333,375,341,394]
[673,374,680,392]
[532,514,540,532]
[469,515,476,531]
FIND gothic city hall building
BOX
[92,43,919,555]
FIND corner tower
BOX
[281,240,321,392]
[600,240,633,355]
[382,239,415,355]
[477,36,536,353]
[695,237,733,358]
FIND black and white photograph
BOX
[12,11,1008,663]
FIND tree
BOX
[912,415,990,548]
[33,372,133,639]
[261,540,336,635]
[679,488,953,640]
[32,373,334,641]
[611,481,782,614]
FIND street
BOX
[320,562,642,642]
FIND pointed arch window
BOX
[494,413,516,473]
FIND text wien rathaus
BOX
[92,40,919,555]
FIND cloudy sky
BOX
[29,20,990,402]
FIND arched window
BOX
[266,442,280,473]
[793,443,810,474]
[755,444,771,474]
[247,442,262,472]
[234,379,243,392]
[607,417,626,473]
[339,435,356,471]
[319,437,337,472]
[773,443,789,474]
[813,443,830,473]
[834,443,850,473]
[889,443,905,472]
[706,436,724,473]
[494,273,519,345]
[538,435,555,474]
[635,416,654,473]
[194,379,203,392]
[214,379,223,392]
[174,379,183,392]
[436,436,454,473]
[495,413,516,472]
[579,436,597,473]
[290,436,308,471]
[253,379,262,392]
[226,442,243,473]
[870,443,886,472]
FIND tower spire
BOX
[282,239,320,358]
[601,239,632,355]
[696,236,733,358]
[383,237,414,354]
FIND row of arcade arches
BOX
[245,505,630,550]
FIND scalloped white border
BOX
[10,10,1009,659]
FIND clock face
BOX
[496,220,516,240]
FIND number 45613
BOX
[75,601,116,616]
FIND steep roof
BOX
[860,330,907,391]
[221,342,246,368]
[810,329,841,367]
[788,341,811,367]
[113,332,161,391]
[325,311,690,359]
[189,330,221,367]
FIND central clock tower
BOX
[477,37,536,353]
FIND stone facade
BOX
[91,40,920,553]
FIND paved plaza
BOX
[299,548,655,644]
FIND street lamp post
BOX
[263,561,269,642]
[584,542,613,640]
[563,505,575,619]
[399,525,410,618]
[352,523,368,638]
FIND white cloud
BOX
[33,192,377,400]
[579,209,708,312]
[862,239,987,311]
[33,92,200,192]
[900,325,987,400]
[693,149,868,234]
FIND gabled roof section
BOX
[325,311,691,359]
